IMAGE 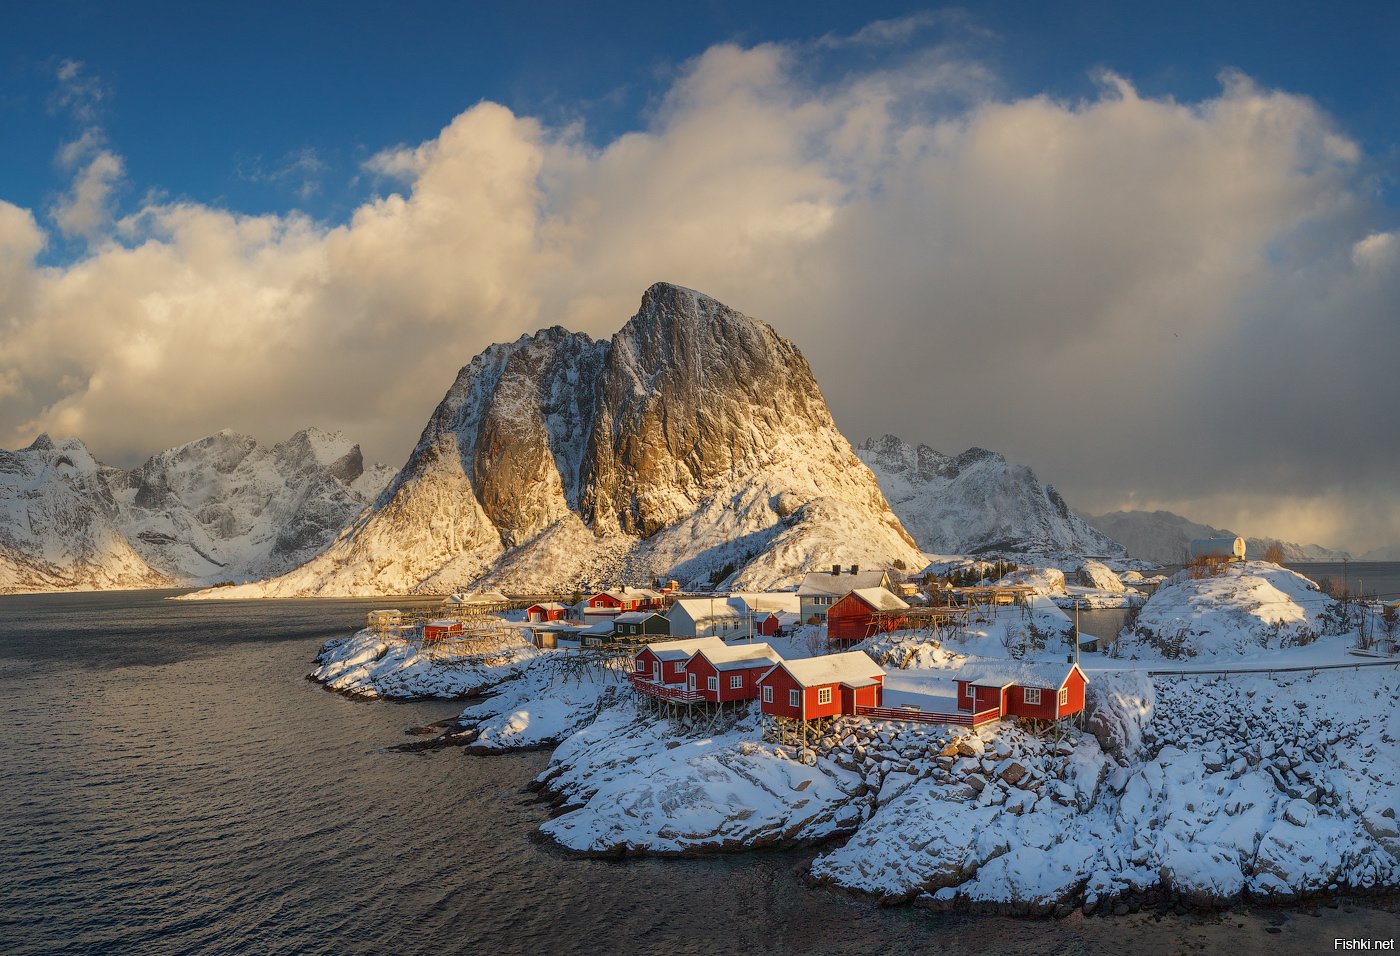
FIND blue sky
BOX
[2,2,1398,551]
[4,1,1397,239]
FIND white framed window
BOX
[1023,687,1042,705]
[762,685,773,703]
[817,687,833,706]
[677,662,686,673]
[635,659,645,672]
[707,676,718,691]
[729,675,743,689]
[1058,688,1068,706]
[789,689,800,707]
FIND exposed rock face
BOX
[106,427,393,584]
[1086,509,1351,565]
[858,435,1125,559]
[207,283,921,597]
[0,436,171,593]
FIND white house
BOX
[667,597,753,639]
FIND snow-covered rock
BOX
[857,435,1126,560]
[996,567,1067,596]
[1118,561,1343,659]
[195,283,922,597]
[310,629,540,700]
[1077,560,1126,592]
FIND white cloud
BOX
[1,37,1395,551]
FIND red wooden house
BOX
[422,619,464,641]
[954,660,1088,722]
[526,602,569,623]
[631,637,727,690]
[756,651,886,721]
[682,643,783,703]
[826,587,911,643]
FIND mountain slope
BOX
[855,435,1126,559]
[107,428,394,584]
[198,283,922,597]
[0,436,171,593]
[1085,510,1351,565]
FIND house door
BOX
[688,674,696,692]
[652,661,660,681]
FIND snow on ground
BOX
[1116,560,1348,660]
[534,707,865,855]
[459,653,633,750]
[310,630,540,700]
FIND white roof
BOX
[670,597,746,620]
[761,651,885,688]
[580,620,615,636]
[797,570,889,597]
[528,601,568,611]
[425,618,460,628]
[641,637,727,661]
[691,643,782,671]
[844,587,910,612]
[613,610,665,624]
[730,591,801,614]
[958,660,1086,690]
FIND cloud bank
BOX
[1,41,1396,552]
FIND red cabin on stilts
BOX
[826,587,910,643]
[756,651,886,720]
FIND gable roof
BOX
[613,610,666,625]
[958,660,1087,691]
[841,587,910,612]
[528,601,568,611]
[670,597,746,621]
[639,636,727,661]
[760,651,885,688]
[796,570,890,597]
[730,591,801,615]
[690,643,782,671]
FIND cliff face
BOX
[0,436,170,593]
[211,283,922,597]
[857,434,1126,560]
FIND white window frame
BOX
[1023,687,1042,705]
[1058,687,1068,706]
[635,659,646,672]
[729,674,743,690]
[817,687,833,706]
[788,689,800,707]
[762,685,773,703]
[707,676,718,691]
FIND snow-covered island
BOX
[310,563,1400,915]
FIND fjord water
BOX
[1,592,1393,955]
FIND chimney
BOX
[831,564,840,576]
[849,565,860,575]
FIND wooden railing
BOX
[854,705,1002,727]
[628,673,704,702]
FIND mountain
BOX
[196,283,923,597]
[855,435,1127,560]
[0,436,171,593]
[106,428,395,584]
[0,429,392,594]
[1085,510,1351,565]
[1362,544,1400,561]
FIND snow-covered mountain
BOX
[1085,509,1351,565]
[855,435,1126,560]
[198,283,923,597]
[0,436,171,593]
[0,429,392,593]
[1362,544,1400,561]
[107,428,395,584]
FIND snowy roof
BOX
[425,619,461,628]
[797,570,889,597]
[671,597,746,620]
[730,591,801,614]
[844,587,910,612]
[580,620,615,636]
[614,610,666,624]
[761,651,885,688]
[691,643,782,671]
[958,660,1086,691]
[642,637,727,661]
[528,601,568,611]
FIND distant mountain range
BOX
[856,435,1126,561]
[1084,509,1352,565]
[0,429,391,593]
